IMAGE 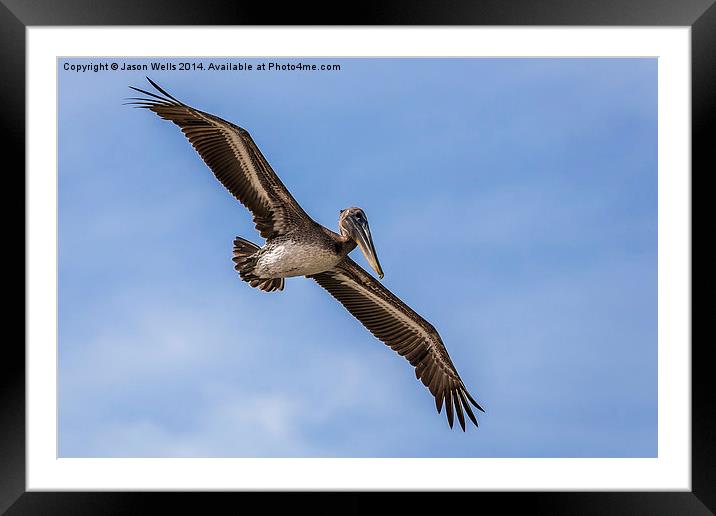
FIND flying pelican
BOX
[127,78,484,430]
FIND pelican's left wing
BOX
[127,78,311,239]
[310,258,484,430]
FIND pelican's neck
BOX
[336,232,357,256]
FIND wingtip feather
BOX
[459,389,479,427]
[454,390,466,431]
[146,76,183,104]
[463,387,485,413]
[445,389,454,429]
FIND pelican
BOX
[127,78,484,430]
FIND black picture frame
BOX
[4,1,709,514]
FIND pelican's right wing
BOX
[128,78,311,239]
[310,258,483,430]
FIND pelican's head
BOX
[339,207,384,279]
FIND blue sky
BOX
[58,58,657,457]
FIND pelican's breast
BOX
[254,238,345,278]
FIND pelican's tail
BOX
[232,237,285,293]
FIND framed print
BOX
[5,0,710,514]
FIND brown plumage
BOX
[311,258,483,430]
[128,78,310,239]
[128,78,484,430]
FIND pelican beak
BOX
[349,216,384,279]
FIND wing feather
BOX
[310,257,483,430]
[128,78,311,239]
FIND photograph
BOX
[58,56,657,459]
